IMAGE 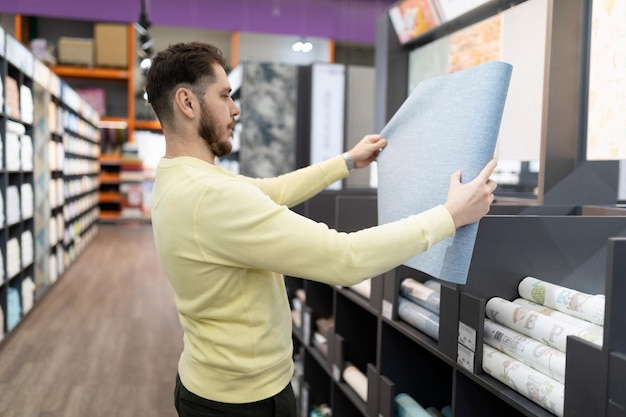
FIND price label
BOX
[303,310,311,346]
[457,344,475,372]
[382,300,393,320]
[332,364,341,382]
[458,321,477,351]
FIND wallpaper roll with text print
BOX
[512,298,603,345]
[518,277,605,326]
[485,297,602,352]
[484,318,566,383]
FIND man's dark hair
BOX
[146,42,227,128]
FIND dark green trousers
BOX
[174,374,297,417]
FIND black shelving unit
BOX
[292,188,626,417]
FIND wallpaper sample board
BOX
[377,61,512,284]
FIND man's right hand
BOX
[444,159,498,229]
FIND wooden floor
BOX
[0,224,183,417]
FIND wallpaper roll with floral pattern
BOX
[518,277,605,326]
[482,344,564,416]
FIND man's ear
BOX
[173,87,197,120]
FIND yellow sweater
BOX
[151,155,455,403]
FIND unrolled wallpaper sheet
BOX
[377,61,512,284]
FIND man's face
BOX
[197,64,240,158]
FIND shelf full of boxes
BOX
[0,25,101,343]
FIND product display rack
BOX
[1,30,36,341]
[290,189,626,417]
[285,1,626,415]
[0,26,101,343]
[98,154,121,221]
[57,85,100,270]
[13,14,162,222]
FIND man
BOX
[146,42,497,417]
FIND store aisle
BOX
[0,224,183,417]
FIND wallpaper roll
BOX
[394,393,432,417]
[518,277,605,326]
[485,297,602,352]
[426,406,445,417]
[484,318,566,383]
[21,277,36,315]
[513,298,603,344]
[0,190,4,226]
[482,344,564,417]
[378,61,513,284]
[424,279,442,292]
[400,278,441,314]
[342,364,368,402]
[398,296,440,340]
[350,279,371,299]
[312,332,328,357]
[7,287,21,331]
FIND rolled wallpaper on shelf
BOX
[482,344,565,417]
[517,276,605,326]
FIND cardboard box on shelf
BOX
[94,23,128,68]
[58,37,94,66]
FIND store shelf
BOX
[98,154,122,220]
[98,192,122,203]
[1,25,100,344]
[293,190,626,417]
[15,15,139,138]
[49,65,130,80]
[134,120,161,131]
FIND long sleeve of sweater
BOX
[190,156,455,286]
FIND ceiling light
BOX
[292,39,313,53]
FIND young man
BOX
[146,42,497,417]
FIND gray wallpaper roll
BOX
[377,61,512,284]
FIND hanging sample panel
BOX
[377,61,512,284]
[239,62,298,178]
[310,63,345,190]
[586,0,626,160]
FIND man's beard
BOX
[198,101,232,158]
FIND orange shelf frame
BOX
[50,65,130,80]
[99,192,122,202]
[134,120,162,130]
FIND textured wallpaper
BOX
[377,61,512,284]
[240,62,298,178]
